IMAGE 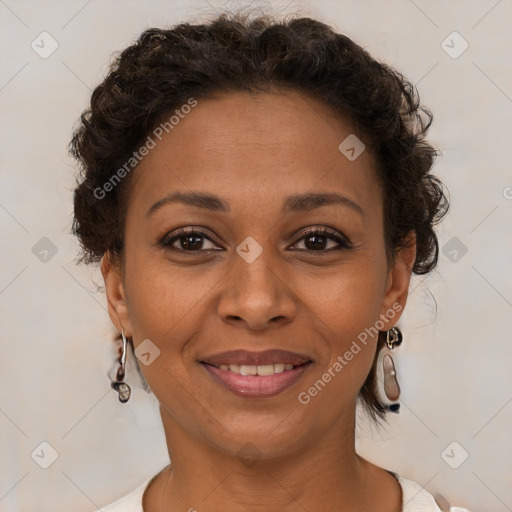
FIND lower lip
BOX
[201,362,313,398]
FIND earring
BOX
[111,328,131,403]
[375,327,402,413]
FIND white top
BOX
[93,471,471,512]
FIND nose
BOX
[216,247,297,331]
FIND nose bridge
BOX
[217,237,295,328]
[233,238,282,300]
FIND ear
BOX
[379,232,417,329]
[100,251,133,337]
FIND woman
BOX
[70,10,471,512]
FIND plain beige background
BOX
[1,0,511,510]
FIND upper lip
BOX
[201,349,312,367]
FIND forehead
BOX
[147,90,362,161]
[126,90,380,218]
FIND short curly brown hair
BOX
[69,10,449,423]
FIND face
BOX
[102,90,415,461]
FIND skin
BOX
[101,89,416,511]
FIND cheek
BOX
[123,254,229,399]
[123,228,388,393]
[310,255,387,376]
[124,253,213,337]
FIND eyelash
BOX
[159,226,352,253]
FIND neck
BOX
[145,403,397,512]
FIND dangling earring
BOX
[375,326,402,413]
[111,328,131,403]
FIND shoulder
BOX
[88,477,151,512]
[391,472,472,512]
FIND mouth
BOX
[200,349,313,398]
[205,362,302,375]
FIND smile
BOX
[216,363,295,375]
[201,359,313,398]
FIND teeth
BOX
[240,365,257,375]
[256,364,274,376]
[216,363,298,375]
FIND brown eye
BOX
[160,228,221,252]
[159,226,352,253]
[291,227,352,251]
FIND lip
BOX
[201,349,312,367]
[201,361,313,398]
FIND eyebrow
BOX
[146,191,365,219]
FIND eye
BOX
[159,227,221,252]
[291,227,352,251]
[159,226,352,253]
